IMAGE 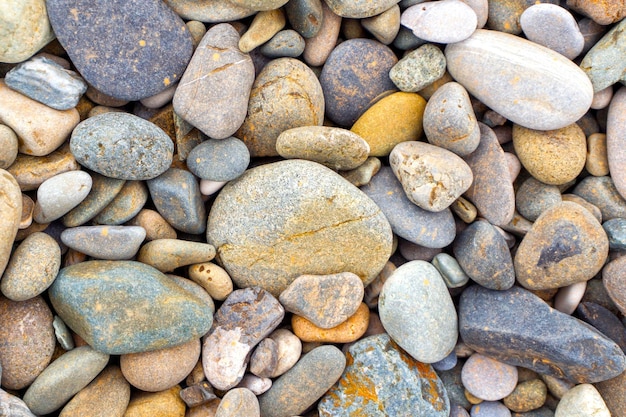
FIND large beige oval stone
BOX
[0,0,56,63]
[0,169,21,277]
[207,159,393,296]
[445,29,593,130]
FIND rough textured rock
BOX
[577,302,626,353]
[0,0,55,63]
[554,383,610,417]
[595,369,626,416]
[389,44,447,93]
[207,160,393,296]
[292,302,369,343]
[459,285,626,383]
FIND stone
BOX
[187,137,250,182]
[238,374,272,395]
[577,302,626,353]
[320,38,397,127]
[5,56,87,110]
[285,0,323,38]
[250,339,279,378]
[0,80,80,156]
[462,354,518,401]
[124,386,186,417]
[7,143,79,191]
[390,141,473,211]
[168,275,215,314]
[319,334,449,416]
[592,86,614,110]
[59,365,131,417]
[580,19,626,92]
[432,253,470,288]
[503,379,547,413]
[203,287,284,390]
[207,160,393,296]
[292,302,370,343]
[423,81,480,157]
[0,170,21,278]
[439,363,472,410]
[595,369,626,416]
[432,350,458,372]
[390,44,446,93]
[49,260,213,354]
[607,87,626,201]
[586,133,609,177]
[515,177,562,222]
[1,232,60,301]
[276,126,369,170]
[553,281,587,315]
[515,202,609,290]
[302,1,342,66]
[121,338,200,392]
[0,0,55,63]
[216,388,260,417]
[188,262,233,301]
[268,329,302,377]
[63,173,126,227]
[362,5,400,45]
[33,170,92,223]
[340,156,381,187]
[573,176,626,221]
[603,218,626,250]
[453,220,515,290]
[361,166,456,248]
[602,256,626,316]
[568,0,626,26]
[23,346,110,416]
[258,345,346,417]
[351,92,426,157]
[401,1,477,44]
[520,4,583,60]
[173,24,255,140]
[0,295,55,390]
[513,123,586,186]
[137,239,215,273]
[239,9,286,53]
[323,0,401,18]
[470,402,511,416]
[459,285,626,383]
[46,0,193,100]
[445,29,593,130]
[53,315,75,350]
[0,389,37,417]
[279,272,364,329]
[93,180,148,225]
[163,0,255,22]
[463,123,515,226]
[70,113,173,180]
[179,381,217,408]
[554,384,610,417]
[128,209,177,241]
[0,125,18,169]
[60,226,146,261]
[379,260,458,363]
[236,58,324,157]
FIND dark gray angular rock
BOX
[187,137,250,182]
[46,0,193,100]
[577,302,626,353]
[453,220,515,290]
[5,56,87,110]
[459,285,626,383]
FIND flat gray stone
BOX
[33,170,92,223]
[61,226,146,260]
[580,18,626,93]
[187,137,250,182]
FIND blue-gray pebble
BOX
[60,225,146,260]
[187,137,250,182]
[603,218,626,250]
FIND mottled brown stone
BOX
[292,302,369,343]
[7,142,79,191]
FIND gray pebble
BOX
[580,16,626,92]
[260,30,306,58]
[520,4,583,60]
[432,252,470,288]
[573,176,626,221]
[284,0,323,38]
[187,137,250,182]
[52,315,75,351]
[390,44,446,93]
[401,0,477,44]
[63,173,126,228]
[33,170,92,223]
[603,218,626,250]
[60,226,146,260]
[93,180,148,225]
[516,177,562,222]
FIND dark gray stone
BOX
[70,113,174,180]
[459,285,626,383]
[46,0,193,100]
[187,137,250,182]
[577,302,626,353]
[512,407,554,417]
[147,168,206,235]
[603,218,626,250]
[573,176,626,221]
[515,177,562,222]
[438,363,473,411]
[360,166,456,248]
[63,173,126,228]
[284,0,323,38]
[318,334,449,416]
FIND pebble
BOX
[389,44,446,93]
[453,219,515,290]
[607,87,626,202]
[602,255,626,316]
[33,170,92,223]
[0,295,55,390]
[93,180,148,225]
[432,252,471,288]
[53,315,75,350]
[236,58,324,157]
[137,239,215,272]
[503,379,548,413]
[351,92,426,157]
[239,9,286,53]
[459,285,626,383]
[433,350,458,372]
[46,0,193,101]
[471,401,511,417]
[595,369,626,416]
[580,18,626,93]
[188,262,233,301]
[576,302,626,353]
[121,338,200,392]
[1,232,60,301]
[268,329,302,378]
[520,4,583,60]
[284,0,323,38]
[258,345,346,417]
[215,388,260,417]
[260,29,306,57]
[515,177,562,222]
[23,346,110,416]
[207,160,393,296]
[586,133,609,176]
[279,272,364,329]
[7,143,80,191]
[512,123,587,186]
[445,29,593,130]
[462,354,518,401]
[361,5,400,45]
[0,389,37,417]
[173,24,255,140]
[147,168,206,234]
[514,202,608,290]
[140,83,178,109]
[325,0,401,18]
[203,287,284,390]
[238,374,272,396]
[591,86,614,110]
[567,0,626,25]
[250,339,279,378]
[390,140,473,212]
[180,381,217,408]
[463,123,515,226]
[553,281,587,315]
[439,362,473,410]
[379,260,457,363]
[554,383,610,417]
[451,404,471,417]
[60,225,145,260]
[127,209,177,241]
[124,385,186,417]
[401,1,477,44]
[276,126,369,170]
[573,175,626,221]
[163,0,255,22]
[70,113,174,180]
[603,218,626,250]
[292,302,370,343]
[49,260,213,354]
[59,365,131,417]
[63,173,126,227]
[399,239,442,261]
[340,156,381,187]
[320,38,397,127]
[0,125,18,169]
[0,0,56,63]
[361,166,456,248]
[0,80,80,156]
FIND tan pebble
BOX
[239,9,286,53]
[20,194,34,229]
[188,262,233,301]
[541,374,575,398]
[303,2,342,66]
[554,280,587,314]
[215,387,260,417]
[187,399,221,417]
[586,133,609,177]
[124,385,186,417]
[87,105,126,118]
[140,83,177,109]
[85,85,129,107]
[268,328,302,378]
[186,21,207,49]
[292,302,369,343]
[128,209,177,241]
[7,143,80,191]
[504,152,521,183]
[0,169,22,277]
[529,287,559,302]
[121,338,201,392]
[15,221,49,242]
[503,378,548,413]
[63,248,88,267]
[455,342,475,358]
[591,86,613,110]
[75,95,95,121]
[300,341,323,354]
[561,194,602,223]
[516,367,540,382]
[465,389,483,405]
[338,156,381,187]
[361,5,400,45]
[451,196,478,224]
[0,124,18,169]
[137,239,215,272]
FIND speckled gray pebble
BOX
[33,170,92,223]
[260,30,306,58]
[187,137,250,182]
[63,173,126,227]
[516,177,562,222]
[61,226,146,260]
[603,218,626,250]
[471,401,512,417]
[580,18,626,92]
[573,176,626,221]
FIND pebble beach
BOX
[2,0,626,416]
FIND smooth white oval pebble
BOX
[33,170,92,223]
[520,4,584,60]
[401,0,477,44]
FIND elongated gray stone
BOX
[459,285,626,383]
[446,29,593,130]
[607,87,626,201]
[580,18,626,93]
[61,226,146,260]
